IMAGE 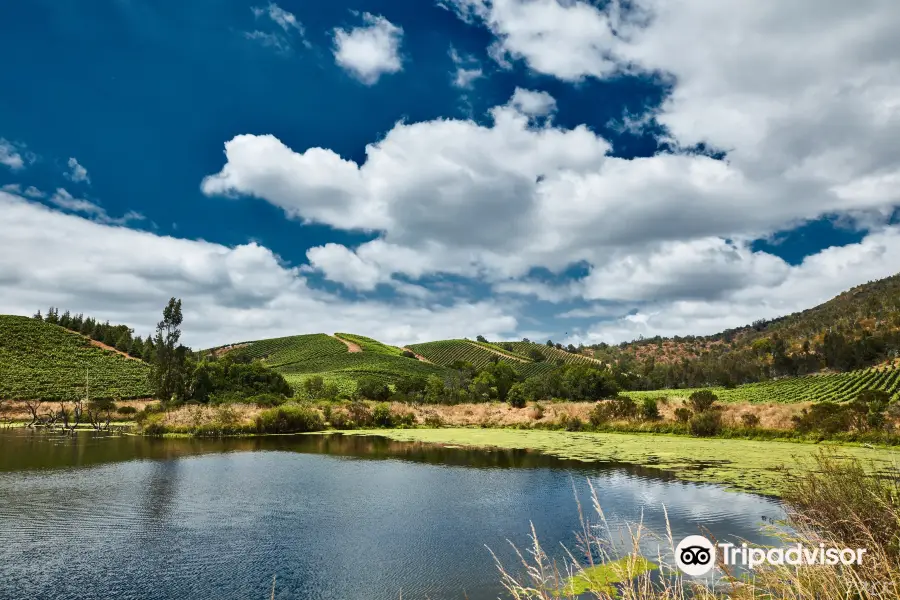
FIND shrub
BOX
[640,398,660,421]
[255,404,325,433]
[329,409,355,429]
[792,401,852,435]
[372,403,394,427]
[302,376,326,399]
[689,390,718,413]
[116,406,138,416]
[674,407,692,423]
[689,411,722,437]
[423,412,444,427]
[608,397,637,419]
[247,393,288,407]
[346,402,374,427]
[356,377,390,401]
[564,416,584,432]
[401,350,417,359]
[741,412,761,428]
[588,403,610,427]
[507,383,527,408]
[529,403,545,420]
[528,348,546,362]
[394,411,416,427]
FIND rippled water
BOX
[0,431,785,600]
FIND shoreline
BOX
[5,423,900,496]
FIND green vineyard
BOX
[220,332,450,394]
[334,333,404,356]
[407,339,558,378]
[492,341,605,367]
[0,315,152,401]
[226,334,348,367]
[621,362,900,404]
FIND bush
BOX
[255,404,325,433]
[247,393,288,407]
[689,411,722,437]
[529,403,545,420]
[640,398,660,421]
[372,403,394,427]
[401,350,417,359]
[356,377,391,401]
[792,401,852,435]
[347,402,374,427]
[507,383,527,408]
[329,409,355,429]
[741,412,761,428]
[394,410,416,428]
[608,397,637,419]
[689,390,718,413]
[116,406,138,416]
[528,348,546,362]
[588,403,610,427]
[674,407,692,423]
[423,412,444,427]
[564,415,584,432]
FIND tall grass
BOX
[491,450,900,599]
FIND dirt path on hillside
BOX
[332,334,362,353]
[211,343,249,358]
[464,341,528,362]
[401,348,432,363]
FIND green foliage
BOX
[507,382,527,408]
[407,339,556,378]
[688,390,718,412]
[622,363,900,405]
[640,397,660,421]
[793,401,853,434]
[255,404,325,433]
[356,376,391,401]
[116,405,138,416]
[188,356,293,403]
[674,407,692,423]
[372,402,393,427]
[0,315,152,400]
[333,333,404,356]
[608,396,637,419]
[689,411,722,437]
[150,298,188,402]
[588,403,610,427]
[521,364,620,402]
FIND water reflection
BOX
[0,431,785,600]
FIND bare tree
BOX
[87,398,116,431]
[23,398,45,428]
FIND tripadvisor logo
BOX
[675,535,868,576]
[675,535,716,576]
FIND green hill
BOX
[622,361,900,404]
[406,339,559,378]
[216,333,451,394]
[0,315,152,401]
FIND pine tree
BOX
[33,309,42,321]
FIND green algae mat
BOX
[342,428,900,496]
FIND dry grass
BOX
[0,398,157,421]
[492,451,900,599]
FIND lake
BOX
[0,430,785,599]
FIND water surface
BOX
[0,431,785,600]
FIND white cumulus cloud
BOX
[332,13,404,84]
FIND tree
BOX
[476,335,488,343]
[33,309,42,321]
[150,298,188,403]
[688,390,718,413]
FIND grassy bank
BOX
[340,428,900,496]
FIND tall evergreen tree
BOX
[150,298,188,402]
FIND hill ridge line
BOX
[331,334,362,353]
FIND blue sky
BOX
[1,0,899,348]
